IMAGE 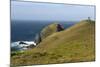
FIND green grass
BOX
[11,20,95,66]
[40,23,58,40]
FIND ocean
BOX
[11,20,76,51]
[11,20,76,42]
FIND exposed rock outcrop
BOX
[57,24,64,32]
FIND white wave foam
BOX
[11,41,36,51]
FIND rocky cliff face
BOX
[34,23,64,44]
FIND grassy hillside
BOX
[40,23,58,40]
[11,20,95,66]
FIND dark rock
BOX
[57,24,64,32]
[26,44,36,48]
[19,41,28,45]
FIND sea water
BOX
[11,20,76,51]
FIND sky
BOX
[11,1,95,21]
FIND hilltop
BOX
[34,23,64,44]
[11,20,95,66]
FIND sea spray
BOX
[11,41,36,51]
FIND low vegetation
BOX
[11,20,95,66]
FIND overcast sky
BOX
[11,1,95,21]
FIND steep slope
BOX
[34,23,64,44]
[11,20,95,66]
[37,20,95,50]
[40,23,58,40]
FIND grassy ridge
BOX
[40,23,58,40]
[11,20,95,66]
